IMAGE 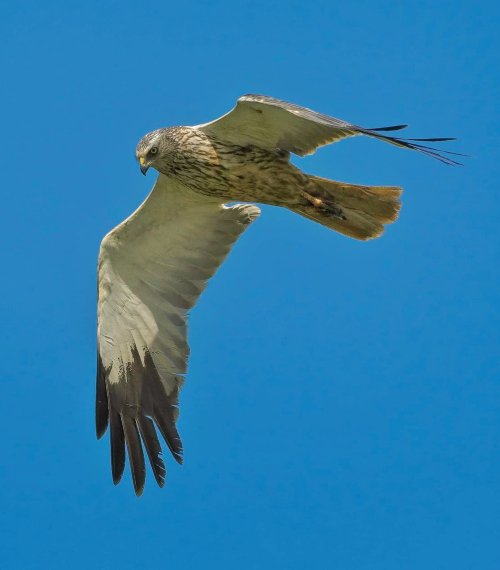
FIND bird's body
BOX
[136,124,405,239]
[138,126,299,205]
[96,94,459,495]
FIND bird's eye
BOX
[149,147,158,155]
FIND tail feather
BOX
[295,175,402,241]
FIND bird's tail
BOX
[293,174,402,240]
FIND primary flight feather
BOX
[96,94,458,495]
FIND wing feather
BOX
[137,414,166,487]
[121,414,146,496]
[95,354,109,439]
[96,175,259,494]
[198,93,459,164]
[109,408,126,485]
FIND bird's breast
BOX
[161,127,290,201]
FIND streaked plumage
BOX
[97,94,458,494]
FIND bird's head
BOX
[135,129,168,175]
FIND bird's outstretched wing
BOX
[198,94,462,165]
[96,175,260,495]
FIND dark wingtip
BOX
[167,432,184,465]
[96,426,106,440]
[121,414,146,498]
[137,415,167,488]
[407,136,456,142]
[134,482,145,497]
[105,346,186,494]
[110,410,126,485]
[172,449,184,465]
[368,124,408,132]
[131,469,146,496]
[112,465,125,485]
[96,353,110,439]
[362,127,465,166]
[96,418,108,440]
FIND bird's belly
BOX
[170,140,304,205]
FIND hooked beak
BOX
[138,156,149,176]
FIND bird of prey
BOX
[96,94,459,495]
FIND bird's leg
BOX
[301,189,345,220]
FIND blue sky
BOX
[1,1,499,568]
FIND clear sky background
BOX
[1,1,499,568]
